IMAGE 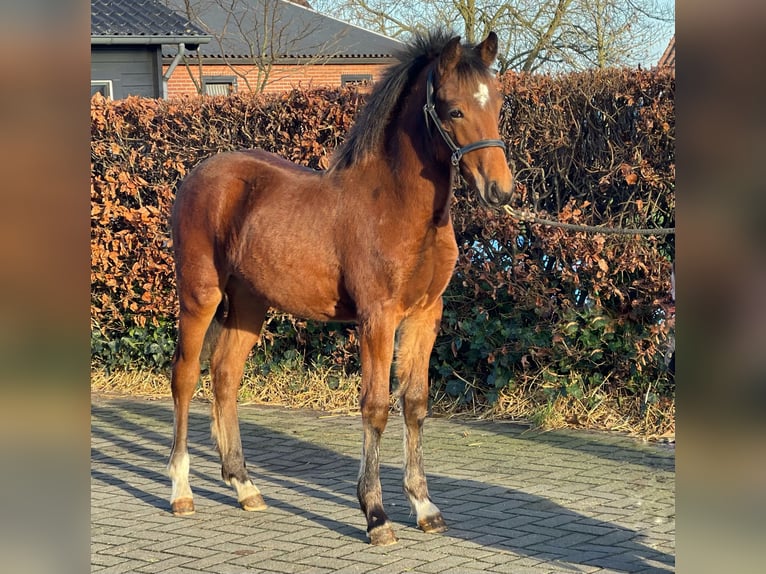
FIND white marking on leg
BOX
[474,82,490,109]
[358,442,366,481]
[230,477,262,502]
[412,497,441,523]
[168,451,192,503]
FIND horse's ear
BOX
[475,31,499,67]
[438,36,462,76]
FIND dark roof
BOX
[161,0,402,60]
[91,0,211,46]
[658,35,675,70]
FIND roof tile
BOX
[658,35,675,70]
[91,0,208,38]
[162,0,402,59]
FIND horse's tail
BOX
[200,296,227,364]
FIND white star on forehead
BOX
[474,83,490,108]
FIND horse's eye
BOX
[449,109,463,119]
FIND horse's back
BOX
[173,148,322,244]
[172,149,353,320]
[174,149,314,216]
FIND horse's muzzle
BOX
[481,179,514,208]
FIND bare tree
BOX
[312,0,674,72]
[166,0,348,93]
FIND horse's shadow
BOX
[91,398,674,572]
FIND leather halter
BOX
[423,68,507,166]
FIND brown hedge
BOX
[91,88,362,329]
[91,68,674,424]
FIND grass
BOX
[91,364,674,441]
[91,364,362,413]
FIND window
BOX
[91,80,113,99]
[341,74,372,87]
[202,76,237,96]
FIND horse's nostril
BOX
[486,180,513,207]
[489,182,503,204]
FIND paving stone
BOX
[91,396,675,573]
[132,554,195,572]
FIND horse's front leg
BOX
[357,309,399,545]
[396,299,447,533]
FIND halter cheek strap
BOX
[423,69,507,166]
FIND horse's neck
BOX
[386,114,454,227]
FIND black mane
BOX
[328,29,488,172]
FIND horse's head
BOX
[425,32,514,208]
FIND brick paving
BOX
[91,395,675,573]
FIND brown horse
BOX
[167,29,513,546]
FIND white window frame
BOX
[91,80,113,99]
[341,74,373,87]
[202,76,238,96]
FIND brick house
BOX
[658,35,675,72]
[91,0,212,99]
[161,0,403,96]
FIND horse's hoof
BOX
[171,498,195,516]
[368,524,398,546]
[419,513,448,533]
[240,494,267,511]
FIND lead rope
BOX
[501,204,675,236]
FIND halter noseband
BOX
[423,68,507,166]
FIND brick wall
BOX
[164,61,391,97]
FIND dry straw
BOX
[91,366,674,441]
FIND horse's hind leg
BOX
[396,299,448,533]
[209,280,268,511]
[168,286,222,516]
